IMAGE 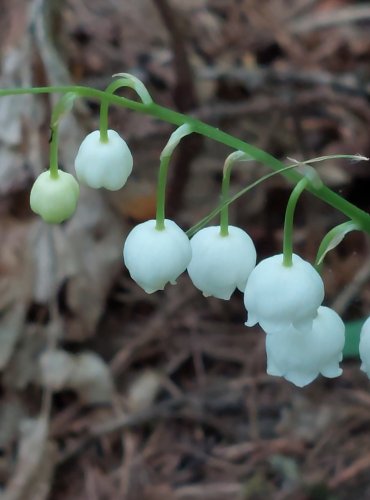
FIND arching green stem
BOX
[100,76,153,143]
[220,151,250,237]
[156,123,193,231]
[0,84,369,233]
[283,178,309,267]
[112,73,153,105]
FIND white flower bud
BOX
[187,225,256,300]
[123,219,191,293]
[266,306,345,387]
[244,253,324,334]
[359,317,370,377]
[74,130,133,190]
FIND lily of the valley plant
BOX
[2,74,370,388]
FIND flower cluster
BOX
[30,129,133,223]
[122,220,350,387]
[244,253,345,387]
[28,117,363,391]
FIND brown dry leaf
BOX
[142,484,176,500]
[58,203,124,340]
[175,483,244,500]
[277,394,343,442]
[0,399,25,451]
[108,178,157,222]
[62,0,168,74]
[0,219,32,296]
[127,370,162,413]
[28,223,59,304]
[0,218,32,373]
[2,417,56,500]
[71,352,114,404]
[316,161,350,185]
[3,324,48,390]
[38,349,75,391]
[0,304,26,371]
[39,349,114,404]
[0,2,44,194]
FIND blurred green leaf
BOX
[343,319,365,358]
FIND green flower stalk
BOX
[283,177,309,267]
[155,123,193,231]
[220,151,250,237]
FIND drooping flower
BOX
[123,219,191,293]
[75,130,133,190]
[244,253,324,334]
[265,306,345,387]
[30,170,79,223]
[359,317,370,377]
[187,225,256,300]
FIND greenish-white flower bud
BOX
[30,170,79,224]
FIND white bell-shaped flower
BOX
[266,306,345,387]
[359,317,370,377]
[123,219,191,293]
[187,225,256,300]
[75,130,133,190]
[244,253,324,334]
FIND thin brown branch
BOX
[151,0,202,218]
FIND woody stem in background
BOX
[152,0,203,218]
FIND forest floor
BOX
[1,0,370,499]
